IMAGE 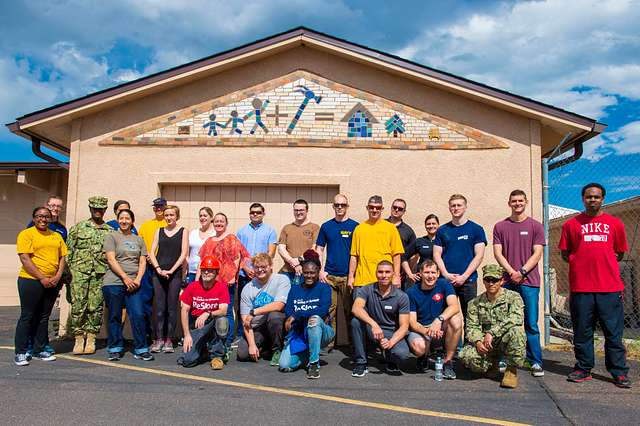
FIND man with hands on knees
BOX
[236,253,290,365]
[178,256,229,370]
[351,260,410,377]
[460,264,526,389]
[407,260,462,378]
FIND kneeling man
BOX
[351,260,410,377]
[237,253,290,365]
[407,260,462,379]
[460,264,526,388]
[178,256,229,369]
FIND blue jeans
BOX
[226,283,237,345]
[505,283,542,365]
[102,285,148,355]
[179,316,228,368]
[140,268,154,337]
[187,272,196,283]
[279,316,335,369]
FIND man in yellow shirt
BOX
[137,198,168,336]
[348,195,404,289]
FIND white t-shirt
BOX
[188,229,212,273]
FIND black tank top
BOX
[157,227,184,270]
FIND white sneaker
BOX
[531,363,544,377]
[14,353,30,366]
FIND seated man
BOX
[178,256,229,369]
[460,264,526,388]
[279,250,334,379]
[407,260,462,379]
[237,253,290,365]
[351,260,410,377]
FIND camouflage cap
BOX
[482,264,505,280]
[88,196,108,209]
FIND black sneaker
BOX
[307,362,320,379]
[443,361,456,380]
[352,364,368,378]
[385,361,401,374]
[107,352,123,361]
[416,356,428,373]
[133,352,154,362]
[613,375,632,389]
[567,369,592,383]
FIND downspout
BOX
[542,132,573,346]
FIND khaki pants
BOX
[326,275,352,347]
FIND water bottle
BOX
[434,356,443,381]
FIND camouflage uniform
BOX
[67,196,112,335]
[460,265,526,373]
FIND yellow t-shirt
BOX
[138,218,167,253]
[350,219,404,286]
[17,227,68,279]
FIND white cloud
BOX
[397,0,640,120]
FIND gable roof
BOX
[340,102,379,123]
[6,26,604,153]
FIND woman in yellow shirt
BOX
[14,207,68,366]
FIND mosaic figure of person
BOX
[67,196,113,355]
[459,264,526,389]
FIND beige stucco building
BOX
[5,28,603,336]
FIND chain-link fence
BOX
[546,148,640,341]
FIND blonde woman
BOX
[148,205,188,353]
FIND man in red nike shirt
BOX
[559,182,630,388]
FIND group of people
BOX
[13,182,632,389]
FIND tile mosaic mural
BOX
[104,71,509,150]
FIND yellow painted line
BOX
[1,346,528,426]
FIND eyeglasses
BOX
[483,278,501,284]
[391,206,405,212]
[254,265,269,271]
[367,205,383,211]
[34,214,51,220]
[46,204,63,210]
[201,269,217,274]
[333,203,347,208]
[249,211,264,215]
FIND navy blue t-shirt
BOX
[26,221,67,241]
[433,220,487,282]
[407,278,456,325]
[107,219,138,235]
[285,281,332,323]
[315,218,358,276]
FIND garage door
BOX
[161,184,339,269]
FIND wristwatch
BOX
[249,309,255,316]
[437,315,445,322]
[519,267,527,276]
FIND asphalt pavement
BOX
[0,307,637,426]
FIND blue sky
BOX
[1,0,638,208]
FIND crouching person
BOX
[237,253,290,365]
[279,250,334,379]
[178,256,229,370]
[407,260,462,378]
[351,260,410,377]
[460,264,526,388]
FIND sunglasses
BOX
[333,203,347,208]
[391,206,405,212]
[249,211,264,215]
[483,277,501,284]
[367,205,383,211]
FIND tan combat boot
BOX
[501,366,518,389]
[84,333,96,354]
[72,335,85,355]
